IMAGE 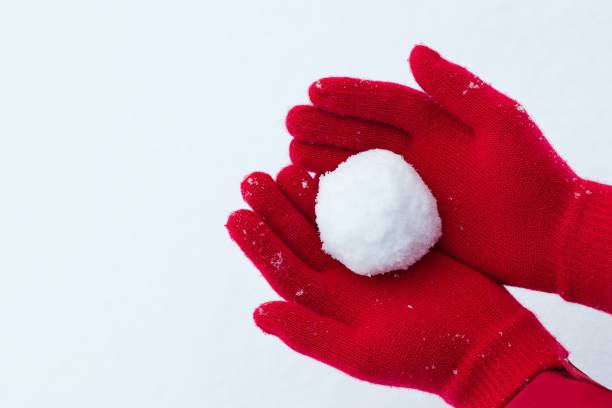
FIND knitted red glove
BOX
[226,165,567,408]
[286,45,612,314]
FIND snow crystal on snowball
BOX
[315,149,441,276]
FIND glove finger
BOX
[409,45,525,131]
[227,210,334,313]
[254,301,365,377]
[287,105,411,156]
[275,165,318,224]
[289,139,352,174]
[308,77,460,136]
[241,172,329,271]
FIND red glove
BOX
[226,165,567,408]
[286,45,612,314]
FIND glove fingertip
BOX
[409,44,443,84]
[285,105,314,137]
[276,164,311,186]
[225,209,259,241]
[240,171,274,203]
[252,301,287,335]
[410,44,440,64]
[308,77,358,108]
[307,78,331,101]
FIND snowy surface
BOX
[0,1,611,407]
[316,149,441,276]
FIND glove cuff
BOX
[443,310,567,408]
[554,179,612,314]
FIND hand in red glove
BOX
[226,165,567,408]
[287,45,612,313]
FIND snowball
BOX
[315,149,441,276]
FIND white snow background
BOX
[0,1,610,407]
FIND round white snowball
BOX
[315,149,441,276]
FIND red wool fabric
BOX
[226,166,567,408]
[286,45,612,314]
[507,370,612,407]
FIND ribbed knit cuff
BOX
[442,311,567,408]
[554,179,612,314]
